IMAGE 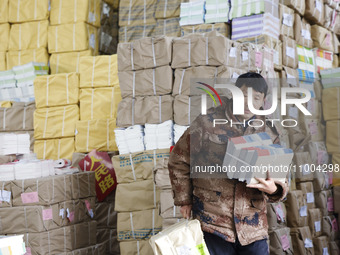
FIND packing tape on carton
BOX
[188,39,191,67]
[129,154,137,181]
[178,69,185,95]
[153,69,156,95]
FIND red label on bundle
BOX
[79,149,117,202]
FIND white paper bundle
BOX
[179,0,205,26]
[0,133,30,155]
[174,124,189,144]
[0,235,26,255]
[144,120,174,151]
[114,125,145,155]
[0,164,15,181]
[14,159,55,180]
[205,0,230,23]
[0,85,35,102]
[13,62,48,88]
[0,70,16,89]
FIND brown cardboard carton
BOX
[279,4,295,39]
[294,14,313,48]
[281,35,298,69]
[97,228,120,254]
[308,208,322,238]
[290,226,315,255]
[115,180,160,212]
[311,25,334,52]
[321,215,339,241]
[70,171,96,200]
[0,102,35,132]
[285,190,308,227]
[160,189,182,219]
[296,181,315,210]
[117,208,162,241]
[314,189,334,216]
[312,236,330,255]
[269,227,294,254]
[154,157,172,189]
[305,0,324,25]
[267,202,287,230]
[283,0,305,15]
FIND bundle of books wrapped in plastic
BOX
[223,132,294,184]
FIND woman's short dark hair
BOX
[235,72,268,97]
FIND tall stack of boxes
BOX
[6,0,49,70]
[48,0,101,74]
[75,55,120,153]
[33,73,80,160]
[0,171,100,254]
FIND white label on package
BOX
[176,245,191,255]
[314,221,321,232]
[304,238,313,248]
[286,47,295,59]
[304,30,311,40]
[242,51,249,61]
[89,209,94,218]
[283,13,293,27]
[0,190,11,203]
[288,107,298,119]
[299,205,307,217]
[323,247,329,255]
[307,192,315,203]
[229,47,237,57]
[316,0,322,12]
[59,208,65,218]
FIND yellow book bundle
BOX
[34,73,79,108]
[34,137,75,160]
[75,118,117,152]
[0,23,9,52]
[34,104,79,140]
[79,86,121,120]
[6,48,49,70]
[79,55,119,88]
[50,50,93,74]
[8,0,49,23]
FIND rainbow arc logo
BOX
[196,82,223,106]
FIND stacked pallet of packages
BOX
[33,73,80,160]
[119,0,181,43]
[0,171,99,254]
[5,0,49,70]
[112,149,170,255]
[75,55,120,153]
[49,0,101,74]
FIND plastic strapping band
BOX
[173,205,176,217]
[128,0,132,25]
[46,76,49,106]
[19,25,22,50]
[58,0,62,24]
[108,56,111,85]
[152,209,155,236]
[130,212,136,239]
[106,119,109,151]
[87,120,90,152]
[137,241,140,255]
[91,89,94,119]
[63,227,66,252]
[43,108,49,138]
[43,141,46,160]
[178,69,185,95]
[159,96,162,123]
[73,23,76,50]
[34,0,37,19]
[24,207,27,231]
[163,19,166,35]
[188,39,191,66]
[153,180,157,208]
[124,26,127,42]
[131,43,135,70]
[2,108,6,130]
[206,37,209,65]
[91,57,95,87]
[129,154,137,181]
[188,97,191,124]
[153,69,156,95]
[55,26,58,52]
[17,0,20,22]
[66,73,69,104]
[61,106,66,137]
[132,71,136,98]
[153,150,157,168]
[163,0,168,18]
[152,38,156,67]
[143,0,146,24]
[132,98,135,125]
[37,21,41,48]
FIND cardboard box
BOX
[23,221,97,254]
[57,242,107,255]
[154,157,171,189]
[160,189,182,219]
[281,35,298,69]
[308,141,329,165]
[321,215,339,241]
[116,95,173,127]
[50,50,93,74]
[50,0,101,27]
[305,0,324,25]
[34,137,75,160]
[70,171,96,200]
[239,43,264,72]
[290,226,314,255]
[0,23,9,52]
[326,121,340,154]
[313,170,331,193]
[6,48,49,70]
[75,119,117,153]
[269,227,294,254]
[115,180,160,212]
[314,189,334,216]
[181,23,230,37]
[119,240,153,255]
[118,0,157,27]
[48,22,99,54]
[0,181,12,208]
[294,14,313,48]
[112,149,170,184]
[279,4,294,39]
[267,202,287,230]
[308,208,322,238]
[117,208,162,241]
[0,102,35,132]
[312,236,329,255]
[311,25,334,52]
[79,55,119,88]
[8,0,49,23]
[296,182,315,210]
[34,104,79,140]
[9,20,48,51]
[79,87,121,121]
[285,190,308,227]
[34,73,79,108]
[117,36,172,72]
[119,65,173,98]
[95,202,117,228]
